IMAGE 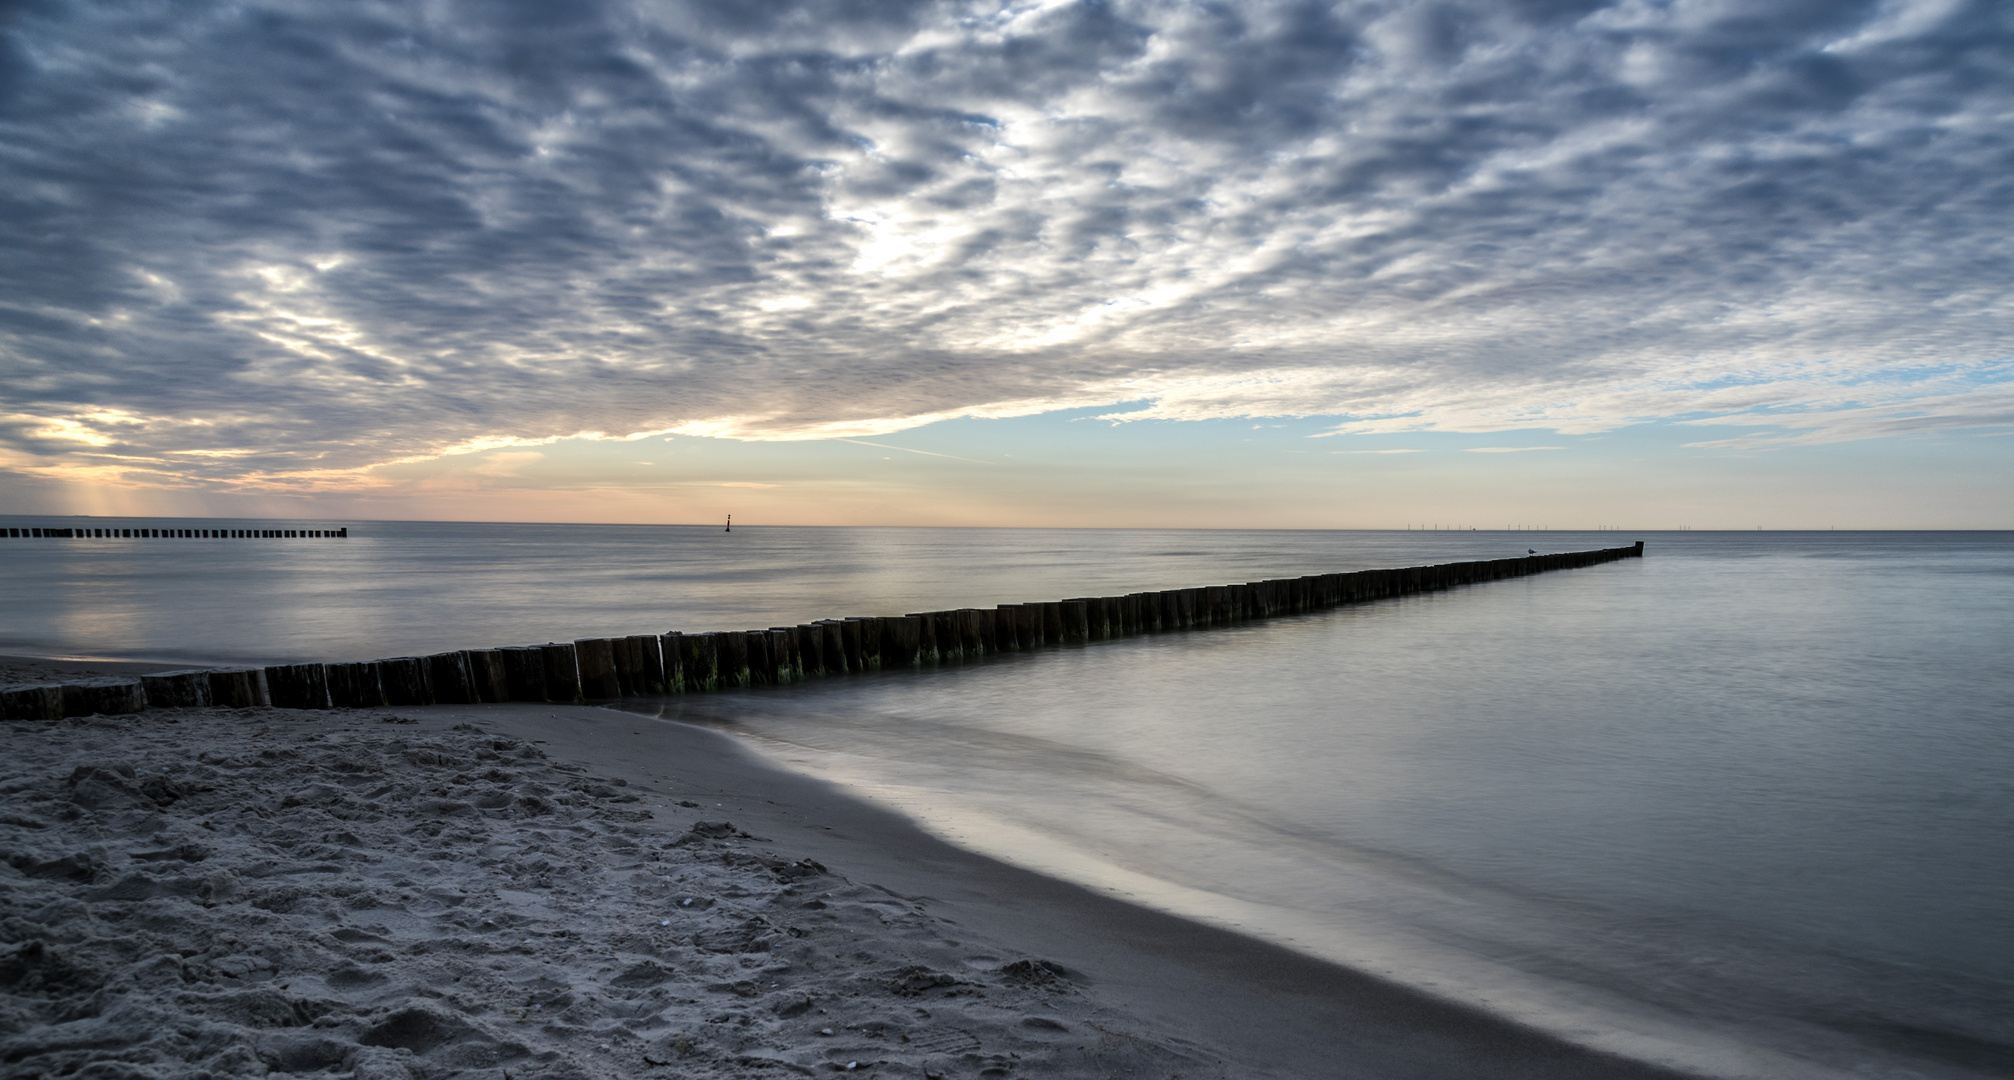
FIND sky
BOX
[0,0,2009,528]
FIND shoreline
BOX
[1,690,1696,1079]
[523,702,1700,1080]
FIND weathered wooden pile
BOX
[1,542,1642,719]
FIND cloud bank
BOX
[1,0,2009,489]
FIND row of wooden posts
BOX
[4,525,347,539]
[1,543,1643,720]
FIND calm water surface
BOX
[4,523,2009,1078]
[646,533,2013,1080]
[0,517,1594,663]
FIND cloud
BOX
[468,451,544,477]
[833,438,997,464]
[0,0,2009,489]
[1465,446,1567,453]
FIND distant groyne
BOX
[4,524,348,539]
[1,542,1643,719]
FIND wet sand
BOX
[0,676,1697,1078]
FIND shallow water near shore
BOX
[6,523,2012,1076]
[643,532,2014,1079]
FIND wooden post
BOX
[608,635,640,695]
[837,619,865,673]
[884,615,922,667]
[1087,597,1113,638]
[849,617,884,669]
[1031,602,1057,644]
[61,678,147,717]
[1,684,64,721]
[1132,592,1161,634]
[816,621,848,673]
[573,639,621,698]
[1022,602,1047,648]
[901,614,931,664]
[974,609,998,654]
[953,609,982,657]
[1063,599,1102,640]
[468,649,510,702]
[140,670,211,708]
[376,657,432,706]
[678,633,719,693]
[993,605,1023,652]
[998,607,1021,650]
[500,647,548,701]
[541,643,582,702]
[762,629,790,684]
[265,663,332,709]
[784,628,807,681]
[619,634,666,695]
[925,612,958,663]
[208,667,270,708]
[327,661,387,708]
[745,631,775,687]
[1058,601,1088,644]
[767,629,800,683]
[716,631,750,689]
[427,652,478,705]
[659,632,686,693]
[795,624,826,676]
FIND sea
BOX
[3,519,2010,1079]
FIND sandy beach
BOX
[1,675,1695,1079]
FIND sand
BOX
[0,691,1696,1079]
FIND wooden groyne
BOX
[0,542,1643,719]
[4,524,348,539]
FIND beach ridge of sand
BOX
[0,707,1228,1079]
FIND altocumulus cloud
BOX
[1,0,2010,490]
